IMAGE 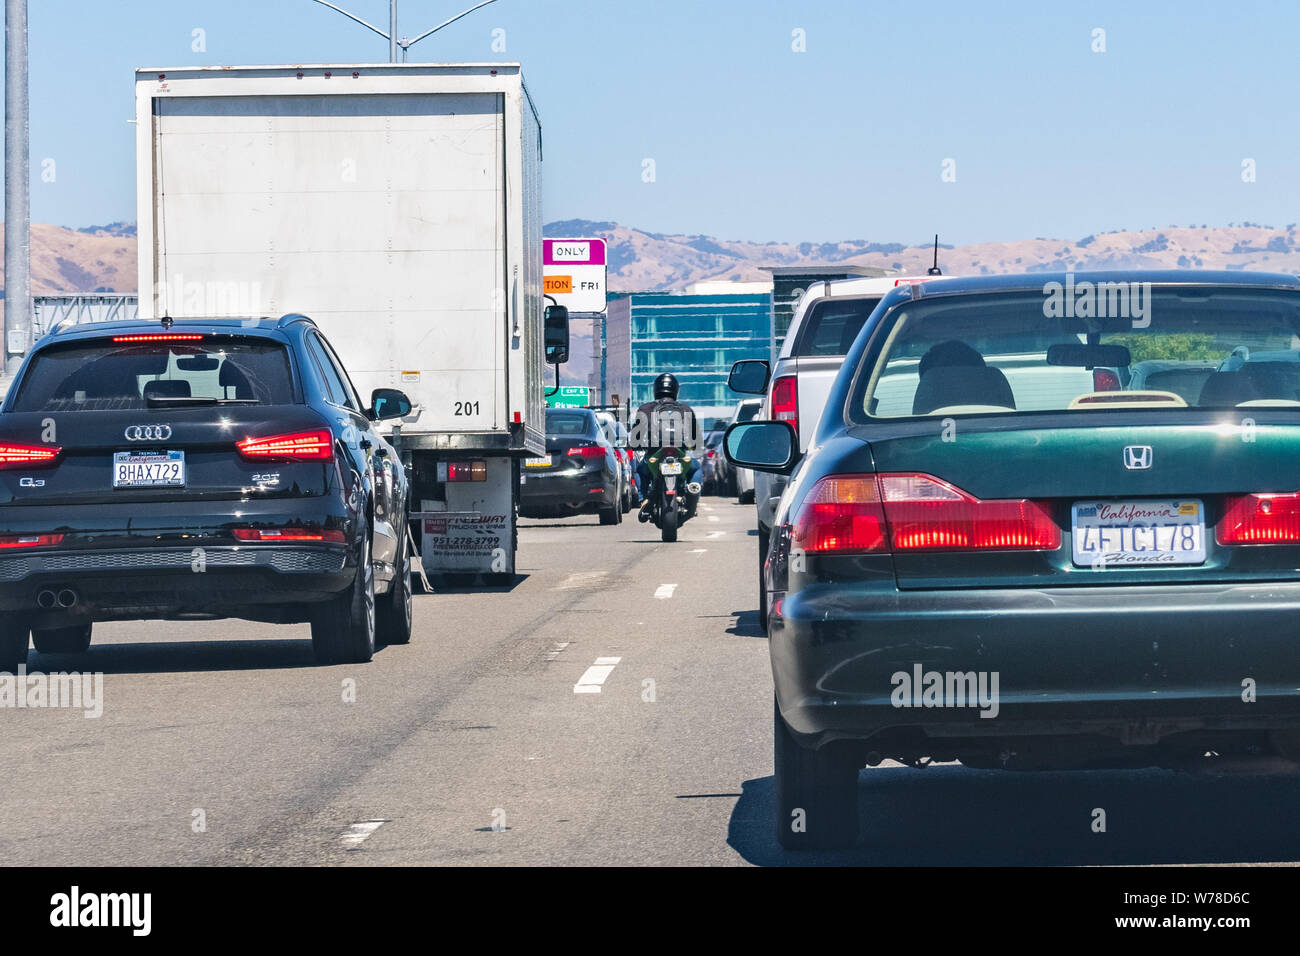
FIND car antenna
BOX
[927,234,943,276]
[160,315,174,329]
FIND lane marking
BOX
[556,570,608,591]
[654,583,678,599]
[706,531,726,539]
[339,820,388,848]
[545,640,571,662]
[708,515,720,522]
[574,656,622,694]
[688,548,707,554]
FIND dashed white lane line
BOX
[708,515,720,522]
[706,531,726,539]
[556,570,608,591]
[654,583,678,599]
[688,548,707,554]
[339,820,388,849]
[574,656,622,694]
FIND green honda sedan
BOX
[726,270,1300,850]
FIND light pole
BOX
[307,0,501,63]
[3,0,30,379]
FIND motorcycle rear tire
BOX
[661,504,678,542]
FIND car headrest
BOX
[912,365,1016,415]
[918,340,988,377]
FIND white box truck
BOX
[134,63,554,582]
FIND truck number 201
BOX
[455,401,481,416]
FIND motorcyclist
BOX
[632,373,703,521]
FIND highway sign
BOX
[544,238,607,313]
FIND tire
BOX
[311,526,376,665]
[0,618,29,673]
[31,622,92,655]
[599,501,620,525]
[661,504,678,542]
[774,698,860,850]
[758,524,770,633]
[376,532,412,646]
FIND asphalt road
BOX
[3,497,1299,866]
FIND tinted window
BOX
[316,334,364,410]
[794,297,883,356]
[11,337,294,412]
[547,411,596,436]
[306,334,356,409]
[737,402,761,423]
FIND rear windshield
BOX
[737,402,761,423]
[794,296,883,356]
[10,337,294,412]
[856,287,1300,420]
[547,411,596,436]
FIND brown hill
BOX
[0,222,136,295]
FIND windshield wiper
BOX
[146,396,259,407]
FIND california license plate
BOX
[660,462,683,475]
[525,456,552,468]
[1072,499,1205,567]
[113,450,185,488]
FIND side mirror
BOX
[370,387,413,421]
[544,305,570,365]
[723,421,797,475]
[728,359,770,395]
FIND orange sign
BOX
[544,275,573,294]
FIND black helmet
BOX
[653,373,680,401]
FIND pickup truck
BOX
[748,274,939,629]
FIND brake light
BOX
[237,430,332,460]
[233,527,346,543]
[111,334,204,343]
[1092,368,1121,391]
[880,473,1059,551]
[0,533,64,549]
[566,446,605,458]
[792,476,888,553]
[0,443,60,469]
[1217,492,1300,544]
[440,460,487,482]
[791,473,1059,555]
[771,375,798,438]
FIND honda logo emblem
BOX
[125,424,172,441]
[1123,445,1152,470]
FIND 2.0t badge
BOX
[125,424,172,441]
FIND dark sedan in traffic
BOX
[727,270,1300,849]
[519,407,622,524]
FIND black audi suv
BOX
[0,314,413,668]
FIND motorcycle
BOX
[640,447,699,542]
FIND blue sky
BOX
[9,0,1299,245]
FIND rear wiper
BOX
[145,397,259,407]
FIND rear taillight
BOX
[1217,492,1300,544]
[0,443,60,469]
[236,430,333,460]
[791,473,1060,555]
[233,527,345,543]
[439,460,486,482]
[770,375,798,438]
[1092,368,1121,391]
[0,533,64,549]
[567,446,605,459]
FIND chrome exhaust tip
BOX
[56,588,77,608]
[36,589,56,609]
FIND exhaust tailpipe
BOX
[36,589,56,609]
[56,588,77,608]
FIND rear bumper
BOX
[0,545,353,620]
[771,580,1300,751]
[520,468,615,513]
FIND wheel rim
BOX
[362,537,375,651]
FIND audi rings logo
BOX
[125,424,173,441]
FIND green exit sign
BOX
[545,386,590,408]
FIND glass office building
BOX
[600,290,773,413]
